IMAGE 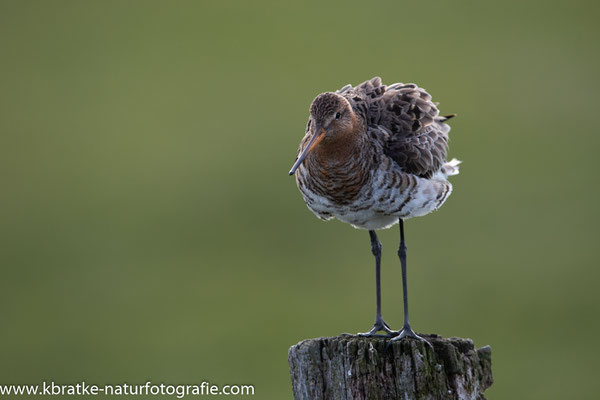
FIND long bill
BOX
[288,125,325,175]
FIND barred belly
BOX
[297,166,453,230]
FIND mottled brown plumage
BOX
[290,77,459,229]
[338,78,451,179]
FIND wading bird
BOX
[289,77,460,344]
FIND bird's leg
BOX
[358,230,397,337]
[389,219,431,346]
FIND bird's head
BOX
[289,92,355,175]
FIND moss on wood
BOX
[288,334,493,400]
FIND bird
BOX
[288,77,460,344]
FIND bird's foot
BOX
[357,318,398,338]
[386,325,432,349]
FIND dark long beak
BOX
[289,125,325,175]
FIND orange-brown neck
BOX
[301,115,373,204]
[301,121,372,205]
[310,114,364,166]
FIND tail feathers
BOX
[437,113,457,122]
[442,158,461,177]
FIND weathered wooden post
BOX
[288,334,492,400]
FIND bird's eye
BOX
[335,112,341,120]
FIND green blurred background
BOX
[1,0,599,398]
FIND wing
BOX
[337,77,386,122]
[340,78,452,178]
